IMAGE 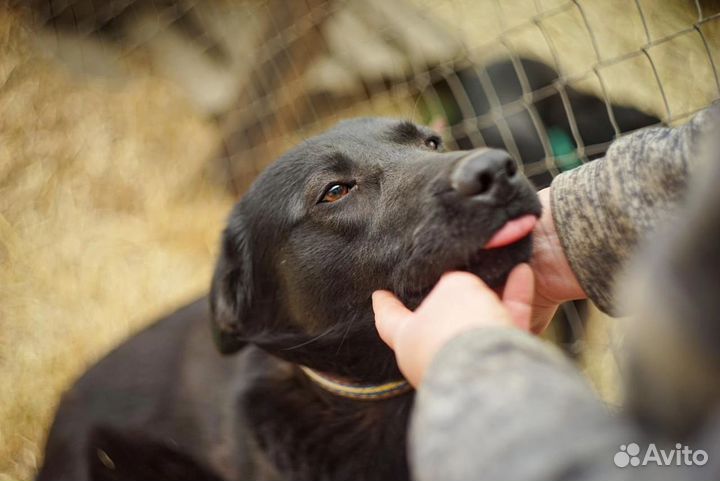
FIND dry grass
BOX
[0,10,232,480]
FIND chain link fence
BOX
[24,1,720,187]
[2,0,720,479]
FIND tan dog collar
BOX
[299,366,412,401]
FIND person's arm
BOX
[374,271,637,481]
[377,268,717,481]
[408,108,720,478]
[410,328,635,481]
[549,107,719,314]
[375,107,720,481]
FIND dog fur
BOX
[37,118,540,481]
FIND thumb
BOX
[372,290,412,350]
[502,263,534,331]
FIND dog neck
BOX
[298,365,413,401]
[243,349,414,481]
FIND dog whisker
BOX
[335,313,359,355]
[281,327,338,351]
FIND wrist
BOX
[533,188,586,304]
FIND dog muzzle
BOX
[299,366,412,401]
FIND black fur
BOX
[87,427,224,481]
[37,118,540,481]
[431,57,661,187]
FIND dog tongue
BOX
[483,215,537,249]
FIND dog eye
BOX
[425,136,441,150]
[320,183,351,203]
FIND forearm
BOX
[551,107,719,314]
[410,328,636,481]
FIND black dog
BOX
[37,118,541,481]
[430,57,660,187]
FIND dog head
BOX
[210,118,541,382]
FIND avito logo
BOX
[614,443,708,468]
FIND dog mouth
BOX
[482,214,538,250]
[398,213,539,305]
[460,213,538,282]
[444,209,540,287]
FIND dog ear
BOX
[209,215,253,354]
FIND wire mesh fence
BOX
[21,0,720,186]
[2,0,720,478]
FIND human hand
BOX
[372,264,534,387]
[529,188,587,333]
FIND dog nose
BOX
[451,149,520,203]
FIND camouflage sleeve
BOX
[550,106,720,314]
[409,327,634,481]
